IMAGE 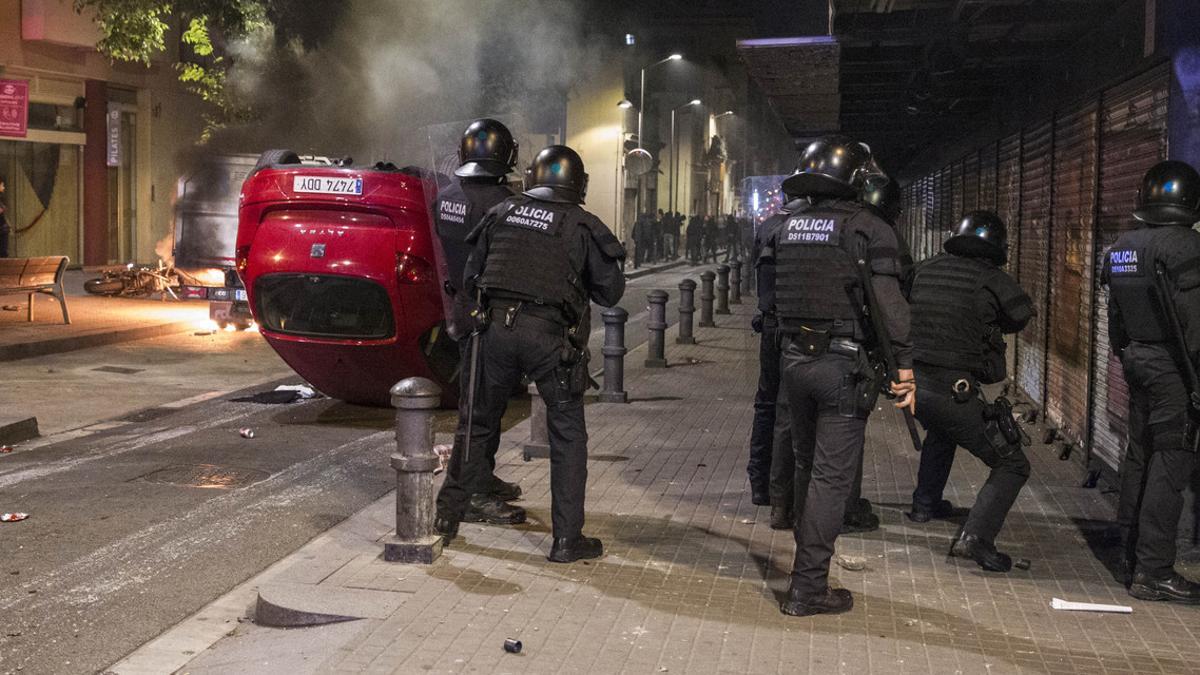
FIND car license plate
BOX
[293,175,362,196]
[234,289,248,302]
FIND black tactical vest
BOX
[774,201,863,332]
[910,253,993,374]
[478,197,578,315]
[434,178,512,294]
[1105,227,1168,343]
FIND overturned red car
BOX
[236,152,458,407]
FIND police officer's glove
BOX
[751,312,764,334]
[890,368,916,415]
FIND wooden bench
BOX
[0,256,71,324]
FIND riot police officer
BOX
[760,136,915,616]
[1105,160,1200,602]
[434,119,523,529]
[434,145,626,562]
[906,211,1034,572]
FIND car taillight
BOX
[236,245,251,273]
[396,253,434,284]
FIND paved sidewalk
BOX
[123,296,1200,675]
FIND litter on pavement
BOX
[1050,598,1132,613]
[231,384,323,405]
[239,428,256,439]
[1,513,29,523]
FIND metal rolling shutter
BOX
[978,143,999,212]
[920,175,936,261]
[1046,104,1099,445]
[963,152,980,214]
[1016,121,1053,406]
[939,165,954,250]
[1089,65,1170,471]
[951,159,965,228]
[996,133,1023,382]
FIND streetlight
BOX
[637,53,682,150]
[671,98,702,219]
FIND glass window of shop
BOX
[0,101,82,262]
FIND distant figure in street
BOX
[652,209,665,262]
[666,211,682,259]
[686,213,704,264]
[0,174,9,258]
[631,212,652,268]
[703,215,720,262]
[724,213,741,262]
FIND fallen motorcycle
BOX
[83,262,193,299]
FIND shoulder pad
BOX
[580,211,626,260]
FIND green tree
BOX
[74,0,269,141]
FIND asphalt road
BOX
[0,262,726,675]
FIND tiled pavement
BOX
[160,297,1200,675]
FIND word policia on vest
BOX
[783,216,841,245]
[1108,248,1141,275]
[504,205,562,233]
[439,199,469,225]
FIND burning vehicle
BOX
[236,151,458,407]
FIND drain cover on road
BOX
[93,366,145,375]
[134,464,270,489]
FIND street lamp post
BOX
[617,99,634,243]
[670,99,702,219]
[637,53,682,151]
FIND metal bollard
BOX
[740,254,754,297]
[384,377,443,564]
[699,271,716,327]
[599,306,629,403]
[645,290,669,368]
[729,260,743,305]
[715,264,731,315]
[523,381,550,461]
[677,278,696,344]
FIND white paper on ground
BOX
[1050,597,1132,613]
[274,384,319,399]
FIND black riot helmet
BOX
[782,135,880,199]
[1133,160,1200,226]
[523,145,589,204]
[944,210,1008,264]
[455,118,518,179]
[860,175,901,222]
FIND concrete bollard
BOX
[729,260,743,305]
[699,271,716,328]
[716,264,731,315]
[384,377,444,564]
[645,290,669,368]
[523,382,550,461]
[677,279,696,344]
[740,254,754,297]
[599,306,629,403]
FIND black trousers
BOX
[780,338,869,595]
[911,366,1030,544]
[771,382,867,515]
[1116,342,1197,580]
[434,317,589,538]
[749,322,781,494]
[436,339,505,518]
[0,224,9,258]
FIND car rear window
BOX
[255,274,394,339]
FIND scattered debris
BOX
[193,329,217,336]
[2,305,18,311]
[1050,597,1131,614]
[503,638,522,654]
[0,445,12,454]
[274,384,320,399]
[232,384,322,405]
[1013,558,1031,570]
[696,463,707,468]
[239,428,255,439]
[1,513,30,523]
[835,554,868,571]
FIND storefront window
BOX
[0,141,81,262]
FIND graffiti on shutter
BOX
[1017,121,1053,406]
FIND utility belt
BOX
[916,363,1030,452]
[486,301,568,335]
[783,325,861,358]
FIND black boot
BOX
[841,500,880,533]
[1129,572,1200,603]
[750,484,770,506]
[489,476,522,502]
[907,499,955,523]
[548,536,604,563]
[949,532,1012,572]
[465,494,526,525]
[434,515,459,545]
[769,504,793,530]
[779,586,854,617]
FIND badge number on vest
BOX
[503,205,562,234]
[1109,248,1142,276]
[438,199,469,225]
[782,216,840,245]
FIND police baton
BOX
[1152,262,1200,450]
[853,233,923,453]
